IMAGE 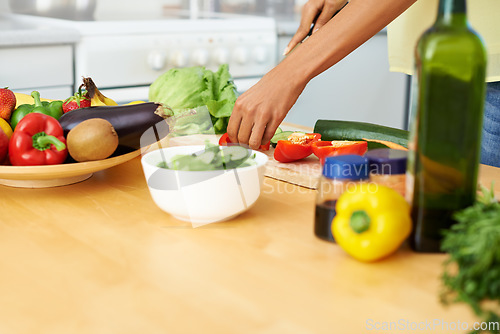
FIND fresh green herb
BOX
[441,184,500,333]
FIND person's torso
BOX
[387,0,500,82]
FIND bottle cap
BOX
[365,148,407,175]
[322,155,369,180]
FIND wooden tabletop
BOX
[1,156,499,334]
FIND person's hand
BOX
[227,67,306,150]
[283,0,348,56]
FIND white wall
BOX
[0,0,9,12]
[280,33,409,130]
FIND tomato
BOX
[219,133,270,151]
[311,140,368,165]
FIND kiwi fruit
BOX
[67,118,119,162]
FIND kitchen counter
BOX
[0,14,79,47]
[1,151,499,333]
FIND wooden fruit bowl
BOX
[0,146,140,188]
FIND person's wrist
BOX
[275,55,311,93]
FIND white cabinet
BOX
[279,32,409,130]
[0,44,74,99]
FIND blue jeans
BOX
[481,81,500,167]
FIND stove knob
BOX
[171,51,188,68]
[148,51,166,71]
[213,48,230,65]
[253,46,268,64]
[192,49,210,66]
[233,47,248,65]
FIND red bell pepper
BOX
[311,140,368,165]
[273,132,321,163]
[0,129,8,164]
[219,132,270,151]
[9,113,67,166]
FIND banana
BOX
[14,78,118,109]
[126,100,147,105]
[89,96,107,107]
[82,77,118,106]
[14,92,55,109]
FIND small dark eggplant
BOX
[58,102,170,150]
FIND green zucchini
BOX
[271,130,294,147]
[313,120,409,148]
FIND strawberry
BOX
[0,87,16,121]
[63,87,91,113]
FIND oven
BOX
[10,11,278,104]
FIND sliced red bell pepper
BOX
[219,132,270,151]
[273,132,321,163]
[311,140,368,165]
[9,113,67,166]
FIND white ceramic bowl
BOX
[141,145,268,225]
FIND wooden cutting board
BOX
[263,123,321,189]
[262,148,321,189]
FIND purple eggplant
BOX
[58,102,170,150]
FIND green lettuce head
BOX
[148,64,238,135]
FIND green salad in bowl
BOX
[157,142,257,171]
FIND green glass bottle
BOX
[407,0,487,252]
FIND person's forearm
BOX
[227,0,417,148]
[279,0,417,85]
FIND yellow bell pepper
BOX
[332,183,412,262]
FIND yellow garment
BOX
[387,0,500,82]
